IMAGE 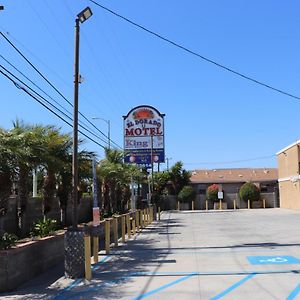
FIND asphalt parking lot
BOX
[2,208,300,299]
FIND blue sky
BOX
[1,0,300,171]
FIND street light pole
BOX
[72,16,80,229]
[66,6,93,279]
[92,117,111,149]
[72,7,92,229]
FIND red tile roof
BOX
[190,168,278,183]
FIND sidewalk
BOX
[2,209,300,299]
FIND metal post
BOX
[248,199,251,209]
[72,17,80,229]
[93,237,98,264]
[234,199,236,210]
[113,217,118,247]
[84,235,91,280]
[135,210,140,232]
[121,215,126,243]
[32,168,38,197]
[132,218,136,235]
[126,214,131,238]
[158,207,161,221]
[105,219,110,254]
[140,210,144,228]
[150,135,154,201]
[206,200,208,210]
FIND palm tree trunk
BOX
[43,169,56,217]
[17,166,29,237]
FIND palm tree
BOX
[0,128,13,231]
[167,161,191,196]
[8,121,46,236]
[98,148,137,215]
[40,127,72,216]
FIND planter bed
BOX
[0,231,65,292]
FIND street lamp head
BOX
[77,6,92,23]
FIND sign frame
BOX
[123,105,165,165]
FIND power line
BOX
[0,54,73,119]
[89,0,300,101]
[0,31,122,149]
[0,54,109,145]
[0,68,105,149]
[183,154,276,166]
[0,64,111,148]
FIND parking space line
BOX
[53,255,110,300]
[131,273,197,300]
[210,273,257,300]
[286,283,300,300]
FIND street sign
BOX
[123,105,165,164]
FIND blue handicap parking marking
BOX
[247,256,300,265]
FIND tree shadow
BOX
[0,212,181,299]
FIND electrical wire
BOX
[0,31,122,149]
[0,54,73,119]
[0,64,110,148]
[89,0,300,101]
[0,54,109,144]
[0,68,106,149]
[183,154,276,166]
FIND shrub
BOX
[0,232,18,250]
[239,182,260,203]
[206,184,220,202]
[178,186,196,203]
[31,218,57,238]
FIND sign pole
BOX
[92,158,100,226]
[150,134,154,203]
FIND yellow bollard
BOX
[177,201,180,211]
[113,217,118,247]
[105,219,110,254]
[93,236,99,264]
[144,209,147,226]
[158,207,161,221]
[150,207,153,223]
[140,210,144,228]
[192,201,194,211]
[135,210,139,232]
[121,215,126,243]
[219,200,222,210]
[263,198,266,209]
[206,200,208,211]
[248,199,250,209]
[234,199,236,210]
[84,235,92,281]
[132,218,136,235]
[126,214,131,238]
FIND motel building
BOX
[190,168,278,210]
[277,140,300,210]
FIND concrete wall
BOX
[0,232,64,292]
[163,192,278,210]
[0,196,93,236]
[0,208,153,292]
